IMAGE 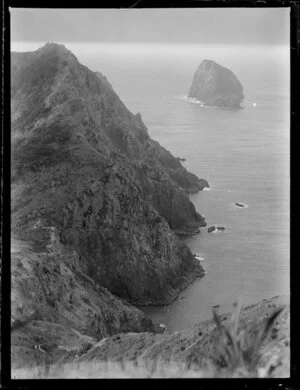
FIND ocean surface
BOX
[12,42,290,333]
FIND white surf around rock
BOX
[194,253,205,261]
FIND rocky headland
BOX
[10,44,289,378]
[188,60,244,109]
[11,43,209,368]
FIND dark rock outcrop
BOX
[208,226,226,233]
[235,202,246,208]
[188,60,244,109]
[11,237,162,344]
[11,42,208,353]
[217,226,225,231]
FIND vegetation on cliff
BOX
[10,44,289,379]
[11,43,208,306]
[11,43,209,369]
[12,296,289,378]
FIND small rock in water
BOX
[207,226,216,233]
[216,226,225,231]
[212,304,220,309]
[235,202,245,208]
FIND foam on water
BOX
[177,95,205,106]
[178,95,222,109]
[194,253,205,261]
[211,229,221,234]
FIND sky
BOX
[10,8,290,46]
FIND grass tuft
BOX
[212,302,284,377]
[11,301,288,378]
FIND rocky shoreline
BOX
[134,259,205,307]
[11,43,208,308]
[10,43,289,378]
[11,42,209,369]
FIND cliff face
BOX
[11,43,207,320]
[11,237,161,344]
[188,60,244,109]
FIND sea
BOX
[12,41,290,333]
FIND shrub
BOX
[211,301,284,377]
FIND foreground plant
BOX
[212,301,284,377]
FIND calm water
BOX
[13,42,290,332]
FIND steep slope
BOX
[11,236,162,369]
[11,43,208,307]
[189,60,244,109]
[67,296,290,378]
[12,296,290,378]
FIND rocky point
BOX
[11,43,209,368]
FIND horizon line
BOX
[11,40,290,50]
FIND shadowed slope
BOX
[11,43,208,306]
